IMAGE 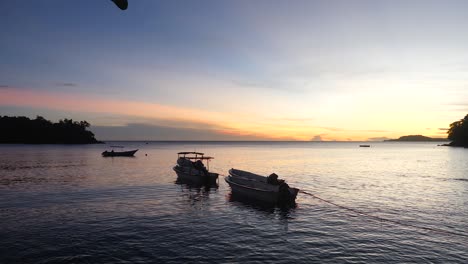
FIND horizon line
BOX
[102,140,370,142]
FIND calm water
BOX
[1,142,467,263]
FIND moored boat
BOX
[102,149,138,157]
[225,168,299,204]
[173,152,219,185]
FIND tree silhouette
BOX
[447,114,468,147]
[0,115,100,144]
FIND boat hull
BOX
[225,176,279,203]
[102,149,138,157]
[173,166,218,185]
[225,174,299,204]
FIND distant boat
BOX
[102,149,138,157]
[173,152,219,185]
[359,144,371,147]
[225,168,299,204]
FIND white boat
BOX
[173,152,219,185]
[225,168,299,204]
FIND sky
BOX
[1,0,468,141]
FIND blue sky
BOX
[1,0,468,140]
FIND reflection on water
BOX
[175,177,219,189]
[0,142,467,263]
[175,180,217,205]
[175,179,218,191]
[227,192,297,218]
[0,162,83,170]
[452,178,468,182]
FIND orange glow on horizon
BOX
[0,87,285,139]
[0,87,446,141]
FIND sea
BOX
[0,141,467,263]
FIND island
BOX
[0,115,101,144]
[384,135,448,142]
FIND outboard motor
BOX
[278,182,292,203]
[267,173,279,185]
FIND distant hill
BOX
[0,115,101,144]
[385,135,448,142]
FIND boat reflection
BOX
[175,179,218,208]
[227,192,296,217]
[175,176,219,188]
[175,177,218,191]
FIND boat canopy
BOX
[182,156,214,160]
[177,151,204,155]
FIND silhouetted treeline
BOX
[0,116,101,144]
[448,114,468,147]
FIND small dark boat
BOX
[359,144,371,147]
[102,149,138,157]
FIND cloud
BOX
[91,123,268,141]
[0,85,9,88]
[367,137,390,141]
[357,129,389,133]
[310,135,324,141]
[277,117,315,122]
[0,87,319,140]
[0,87,298,140]
[0,87,232,125]
[56,82,78,87]
[232,79,306,93]
[318,127,388,133]
[443,102,468,112]
[438,128,449,131]
[319,127,345,132]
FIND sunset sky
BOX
[1,0,467,141]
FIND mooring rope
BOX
[299,190,468,238]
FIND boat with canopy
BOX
[173,152,219,185]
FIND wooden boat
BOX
[102,149,138,157]
[173,152,219,185]
[225,168,299,204]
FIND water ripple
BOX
[0,142,467,263]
